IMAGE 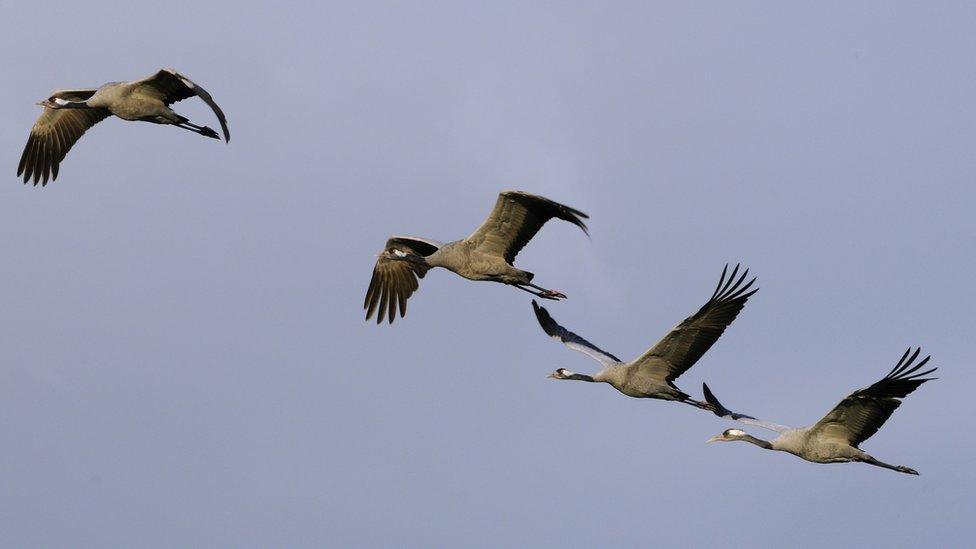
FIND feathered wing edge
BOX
[467,191,589,264]
[17,107,111,186]
[632,263,758,382]
[531,300,622,367]
[164,68,230,143]
[809,347,937,446]
[702,382,791,433]
[363,237,440,325]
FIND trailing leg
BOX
[680,397,713,411]
[512,283,560,300]
[526,282,567,299]
[861,455,919,475]
[173,122,220,139]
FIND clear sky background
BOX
[1,2,973,547]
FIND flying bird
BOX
[18,68,229,186]
[534,264,757,408]
[364,190,588,324]
[704,347,936,475]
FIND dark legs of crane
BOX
[512,283,566,300]
[861,456,919,475]
[527,283,566,299]
[680,398,714,411]
[511,284,557,300]
[173,120,220,139]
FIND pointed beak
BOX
[706,435,723,443]
[547,373,557,379]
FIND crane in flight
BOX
[534,264,757,408]
[705,347,936,475]
[17,68,229,186]
[364,190,588,324]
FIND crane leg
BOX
[680,398,713,411]
[173,121,220,140]
[524,282,567,299]
[861,455,919,475]
[511,283,561,300]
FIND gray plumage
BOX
[705,347,936,475]
[18,68,229,186]
[364,190,589,324]
[535,264,757,409]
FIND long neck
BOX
[567,373,596,382]
[738,434,773,450]
[423,246,451,269]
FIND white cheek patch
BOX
[392,249,407,257]
[729,429,746,437]
[53,98,68,105]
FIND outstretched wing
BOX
[532,300,622,368]
[702,382,791,433]
[134,68,230,142]
[809,348,936,447]
[17,103,110,186]
[465,191,588,264]
[631,264,758,382]
[364,236,442,324]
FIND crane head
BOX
[707,429,748,443]
[548,368,574,380]
[38,97,82,109]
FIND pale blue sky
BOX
[1,2,973,547]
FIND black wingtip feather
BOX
[719,264,740,296]
[708,264,759,305]
[862,347,937,400]
[703,382,758,420]
[532,300,558,337]
[702,382,723,412]
[711,264,729,301]
[559,206,589,237]
[702,382,732,418]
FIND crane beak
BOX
[546,373,557,379]
[706,435,723,443]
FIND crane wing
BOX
[17,105,110,186]
[465,191,588,264]
[135,68,230,142]
[364,236,442,324]
[809,348,936,447]
[532,300,622,368]
[631,264,757,382]
[702,382,791,433]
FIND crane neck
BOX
[567,373,596,382]
[740,434,773,450]
[425,246,460,270]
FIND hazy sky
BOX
[1,2,973,547]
